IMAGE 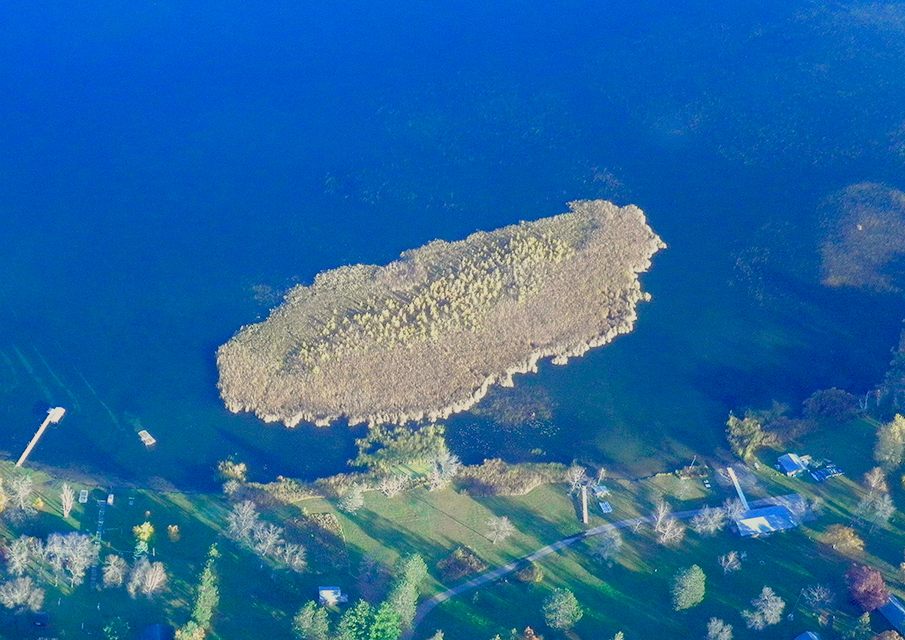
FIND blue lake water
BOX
[1,2,904,489]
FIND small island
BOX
[216,199,665,427]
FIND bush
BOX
[437,547,487,582]
[456,459,566,496]
[516,562,544,584]
[803,388,859,422]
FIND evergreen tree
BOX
[671,565,706,611]
[336,600,374,640]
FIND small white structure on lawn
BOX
[318,587,348,607]
[778,453,808,477]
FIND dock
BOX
[16,406,65,468]
[137,429,156,447]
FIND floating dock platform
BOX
[137,429,157,447]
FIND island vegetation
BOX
[217,200,664,427]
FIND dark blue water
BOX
[2,2,904,488]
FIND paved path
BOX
[403,494,801,639]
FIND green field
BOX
[1,416,903,640]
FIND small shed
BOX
[879,596,905,635]
[778,453,807,477]
[318,586,347,607]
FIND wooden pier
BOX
[16,406,65,468]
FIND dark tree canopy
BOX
[847,564,890,611]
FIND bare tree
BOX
[9,475,34,514]
[658,517,686,546]
[103,555,128,588]
[60,483,75,519]
[742,586,785,630]
[252,523,285,557]
[62,534,98,587]
[127,558,168,598]
[6,537,36,577]
[652,501,685,545]
[428,450,462,491]
[565,465,588,493]
[718,551,741,574]
[226,500,260,541]
[0,577,44,612]
[870,494,896,531]
[378,473,408,498]
[801,583,835,613]
[486,516,516,544]
[338,484,365,514]
[706,618,733,640]
[864,467,889,496]
[222,479,241,496]
[723,498,745,521]
[591,529,623,563]
[42,533,98,587]
[691,506,727,536]
[275,542,307,573]
[652,501,672,532]
[857,492,897,532]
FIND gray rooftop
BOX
[735,505,798,537]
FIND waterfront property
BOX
[777,453,808,477]
[727,466,800,537]
[734,505,799,537]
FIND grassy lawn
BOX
[0,462,314,640]
[416,417,905,639]
[0,415,902,640]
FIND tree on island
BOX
[671,565,706,611]
[847,564,890,611]
[542,588,583,630]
